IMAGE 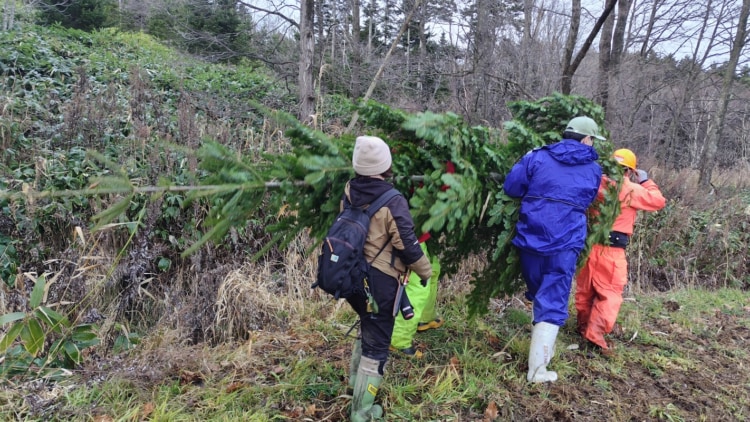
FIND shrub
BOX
[37,0,118,31]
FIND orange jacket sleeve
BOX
[612,178,666,235]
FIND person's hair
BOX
[562,131,586,141]
[354,166,393,179]
[625,168,639,183]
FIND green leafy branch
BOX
[0,274,100,379]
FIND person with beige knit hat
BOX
[352,135,393,176]
[344,135,432,422]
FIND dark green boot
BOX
[350,356,384,422]
[348,338,362,391]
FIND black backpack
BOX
[313,188,401,299]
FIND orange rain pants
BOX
[575,177,665,349]
[575,244,628,349]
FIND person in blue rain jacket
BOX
[503,116,604,383]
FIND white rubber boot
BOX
[527,322,559,383]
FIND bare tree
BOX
[596,0,631,114]
[610,0,631,72]
[416,0,427,101]
[663,0,722,167]
[631,0,713,59]
[2,0,16,31]
[299,0,315,124]
[513,0,569,98]
[596,0,615,108]
[561,0,617,94]
[366,0,375,58]
[351,0,363,98]
[699,0,750,189]
[346,0,423,131]
[561,0,581,95]
[635,0,663,57]
[231,0,750,174]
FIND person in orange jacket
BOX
[575,148,666,354]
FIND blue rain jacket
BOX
[503,139,602,255]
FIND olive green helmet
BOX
[565,116,606,140]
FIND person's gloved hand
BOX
[421,278,428,287]
[636,169,648,184]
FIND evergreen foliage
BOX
[192,93,620,317]
[37,0,117,31]
[181,0,252,62]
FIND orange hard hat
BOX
[613,148,637,170]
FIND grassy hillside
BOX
[1,25,749,421]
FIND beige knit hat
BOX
[352,136,392,176]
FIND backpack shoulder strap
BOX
[365,188,401,218]
[364,188,401,265]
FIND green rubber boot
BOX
[351,356,384,422]
[348,338,362,390]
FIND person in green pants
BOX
[390,232,444,357]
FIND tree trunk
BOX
[523,0,532,42]
[639,0,659,57]
[600,0,630,117]
[351,0,362,98]
[406,27,411,78]
[3,0,16,31]
[517,0,535,96]
[467,0,498,119]
[610,0,630,71]
[561,0,581,94]
[298,0,316,124]
[698,0,750,190]
[596,0,615,110]
[561,0,618,95]
[315,0,324,74]
[367,0,375,58]
[418,6,426,100]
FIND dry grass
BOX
[655,165,750,204]
[213,231,346,342]
[625,165,750,293]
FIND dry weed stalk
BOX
[213,232,319,342]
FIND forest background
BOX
[1,0,750,420]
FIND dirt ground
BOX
[534,303,750,422]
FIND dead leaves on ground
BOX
[92,402,154,422]
[484,401,500,421]
[179,370,204,386]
